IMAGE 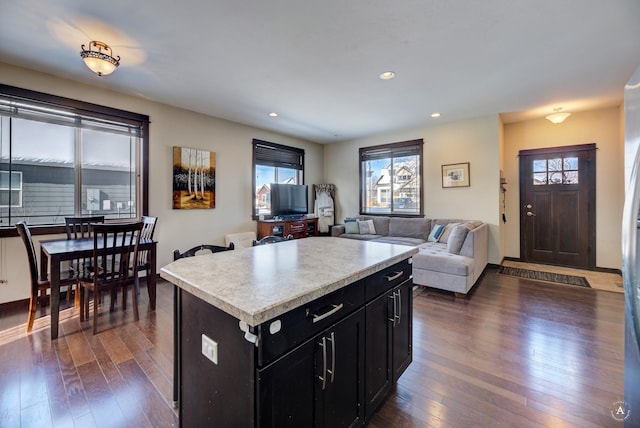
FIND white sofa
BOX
[331,216,488,296]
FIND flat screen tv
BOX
[270,183,308,217]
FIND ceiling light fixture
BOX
[269,112,278,117]
[431,112,441,118]
[379,71,395,80]
[80,41,120,76]
[545,107,571,124]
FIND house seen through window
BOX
[360,139,423,216]
[0,84,149,230]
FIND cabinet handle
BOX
[388,294,396,325]
[385,271,403,282]
[326,332,336,384]
[312,303,344,323]
[395,290,401,325]
[318,336,327,391]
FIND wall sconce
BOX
[80,41,120,76]
[545,107,571,124]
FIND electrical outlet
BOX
[201,334,218,365]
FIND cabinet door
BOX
[258,309,365,428]
[319,308,365,428]
[364,292,393,418]
[257,339,317,427]
[392,279,413,381]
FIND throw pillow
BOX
[427,224,445,242]
[345,221,360,234]
[358,219,376,235]
[438,222,461,244]
[447,225,470,254]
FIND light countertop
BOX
[160,237,418,326]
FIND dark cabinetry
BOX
[257,217,318,240]
[257,308,365,427]
[177,257,412,428]
[364,260,413,418]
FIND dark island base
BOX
[177,257,413,427]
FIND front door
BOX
[519,144,596,269]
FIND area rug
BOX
[498,266,591,288]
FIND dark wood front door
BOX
[519,144,596,269]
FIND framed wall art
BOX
[172,146,216,209]
[442,162,470,188]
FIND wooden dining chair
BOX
[172,243,234,260]
[251,234,294,246]
[135,215,157,292]
[78,221,143,334]
[64,216,105,241]
[171,242,235,407]
[64,216,104,304]
[16,221,76,333]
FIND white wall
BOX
[0,61,625,305]
[503,106,624,269]
[325,115,502,265]
[0,62,324,304]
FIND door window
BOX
[532,157,579,186]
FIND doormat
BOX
[498,266,591,288]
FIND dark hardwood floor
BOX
[0,266,625,427]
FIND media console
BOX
[257,217,318,240]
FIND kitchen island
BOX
[161,237,418,427]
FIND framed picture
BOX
[442,162,470,188]
[172,146,216,209]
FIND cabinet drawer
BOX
[257,280,365,367]
[287,221,306,233]
[365,258,412,301]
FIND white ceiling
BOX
[1,1,639,143]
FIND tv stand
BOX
[257,217,318,240]
[274,214,304,220]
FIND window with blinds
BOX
[252,139,304,218]
[359,139,423,216]
[0,84,149,229]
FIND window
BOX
[253,139,304,218]
[0,84,149,233]
[0,171,22,207]
[532,157,579,185]
[360,139,423,216]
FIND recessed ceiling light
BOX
[379,71,395,80]
[431,112,441,118]
[268,112,278,117]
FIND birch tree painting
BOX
[172,146,216,209]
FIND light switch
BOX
[201,334,218,365]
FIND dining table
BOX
[39,236,157,340]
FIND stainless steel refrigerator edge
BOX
[623,63,640,427]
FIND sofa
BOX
[331,215,488,296]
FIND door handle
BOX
[318,336,327,390]
[395,290,401,325]
[388,293,397,325]
[326,332,335,384]
[526,211,536,217]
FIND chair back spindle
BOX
[252,234,294,246]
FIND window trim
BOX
[252,139,305,219]
[0,84,149,237]
[359,139,424,217]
